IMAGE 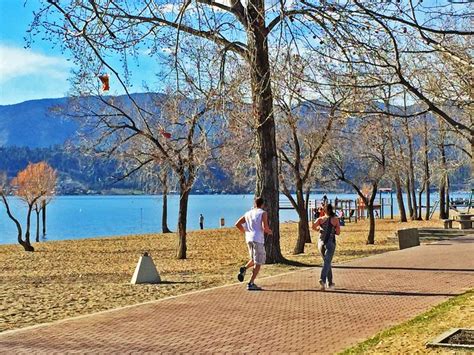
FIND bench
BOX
[454,213,473,230]
[454,219,473,230]
[397,228,420,250]
[442,219,453,229]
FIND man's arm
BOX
[262,212,273,235]
[235,215,246,233]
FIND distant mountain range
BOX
[0,95,470,193]
[0,97,77,148]
[0,94,236,194]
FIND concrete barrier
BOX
[131,252,161,284]
[397,228,420,250]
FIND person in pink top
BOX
[234,197,272,291]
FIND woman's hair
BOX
[325,203,336,217]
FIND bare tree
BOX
[32,0,286,262]
[272,55,344,253]
[329,115,388,244]
[301,1,473,172]
[137,163,175,233]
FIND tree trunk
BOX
[423,117,431,220]
[439,142,449,219]
[35,210,40,242]
[424,168,431,221]
[296,184,311,244]
[161,173,172,233]
[294,204,311,254]
[425,182,431,220]
[403,112,418,220]
[366,184,378,244]
[395,175,407,222]
[42,200,46,235]
[445,175,450,218]
[248,3,283,263]
[366,204,376,245]
[417,188,424,221]
[176,186,190,259]
[471,131,474,184]
[25,204,34,248]
[405,177,414,218]
[439,177,447,219]
[409,172,418,220]
[1,194,33,252]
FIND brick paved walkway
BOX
[1,237,473,354]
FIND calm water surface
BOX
[0,192,470,245]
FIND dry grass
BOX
[0,218,444,332]
[340,290,474,354]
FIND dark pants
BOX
[200,223,203,230]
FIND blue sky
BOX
[0,1,74,105]
[0,1,158,105]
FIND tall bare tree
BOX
[329,115,388,244]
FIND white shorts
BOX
[247,241,266,265]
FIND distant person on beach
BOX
[312,203,340,291]
[234,197,272,291]
[199,214,204,230]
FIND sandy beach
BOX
[0,219,442,332]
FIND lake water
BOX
[0,192,470,245]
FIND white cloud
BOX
[158,3,181,14]
[0,45,72,104]
[0,45,70,84]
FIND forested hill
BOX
[0,94,233,194]
[0,98,76,147]
[0,96,470,194]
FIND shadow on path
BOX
[332,266,474,273]
[262,288,460,297]
[282,259,318,267]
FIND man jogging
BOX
[235,197,272,291]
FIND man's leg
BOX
[249,264,261,284]
[238,244,255,282]
[247,243,265,290]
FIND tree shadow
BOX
[280,259,318,267]
[332,265,474,272]
[262,288,461,297]
[158,280,196,285]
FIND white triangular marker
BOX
[130,253,161,284]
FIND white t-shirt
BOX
[244,208,265,243]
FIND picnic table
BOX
[455,213,474,229]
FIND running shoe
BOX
[237,266,246,282]
[247,282,262,291]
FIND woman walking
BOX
[312,204,341,290]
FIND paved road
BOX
[1,237,473,354]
